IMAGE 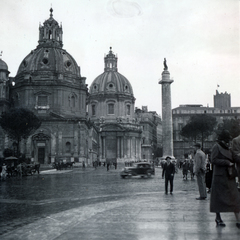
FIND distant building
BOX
[172,91,240,159]
[214,90,231,108]
[135,106,162,160]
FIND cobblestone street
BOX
[0,164,240,240]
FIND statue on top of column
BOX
[163,58,168,71]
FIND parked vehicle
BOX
[120,162,155,178]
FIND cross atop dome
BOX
[50,7,53,18]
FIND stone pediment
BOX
[49,111,66,119]
[34,90,52,95]
[101,123,124,132]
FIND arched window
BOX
[69,94,76,108]
[66,142,71,153]
[70,95,75,108]
[48,30,52,39]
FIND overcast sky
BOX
[1,0,239,115]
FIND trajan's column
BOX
[158,58,174,159]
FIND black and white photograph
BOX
[0,0,240,239]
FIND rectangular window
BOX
[92,105,96,116]
[108,103,114,114]
[38,96,48,106]
[126,105,130,115]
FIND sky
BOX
[0,0,239,115]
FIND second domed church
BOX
[0,9,159,164]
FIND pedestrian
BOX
[205,157,213,193]
[232,134,240,187]
[107,161,110,171]
[193,143,207,200]
[182,154,189,180]
[1,163,7,181]
[162,156,175,195]
[189,159,194,180]
[210,129,240,228]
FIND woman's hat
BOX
[217,129,232,141]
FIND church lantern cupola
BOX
[104,47,118,72]
[38,8,63,48]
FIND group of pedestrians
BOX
[181,154,194,180]
[161,128,240,229]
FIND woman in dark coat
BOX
[210,129,240,228]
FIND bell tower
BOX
[38,8,63,48]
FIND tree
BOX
[0,108,42,156]
[180,114,217,150]
[216,118,240,139]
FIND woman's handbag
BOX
[227,165,238,179]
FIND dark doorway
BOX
[38,147,45,164]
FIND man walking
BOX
[193,143,207,200]
[162,156,175,195]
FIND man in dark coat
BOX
[162,156,175,195]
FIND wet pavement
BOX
[0,164,240,240]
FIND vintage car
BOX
[120,162,155,178]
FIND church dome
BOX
[0,58,9,71]
[16,47,80,79]
[89,48,134,96]
[15,8,81,82]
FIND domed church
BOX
[0,9,92,164]
[0,9,157,165]
[88,47,142,164]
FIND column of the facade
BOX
[127,137,131,158]
[73,124,78,157]
[121,137,124,159]
[51,133,56,163]
[45,139,49,164]
[102,136,106,159]
[117,137,120,159]
[131,137,135,160]
[138,138,141,160]
[58,131,62,156]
